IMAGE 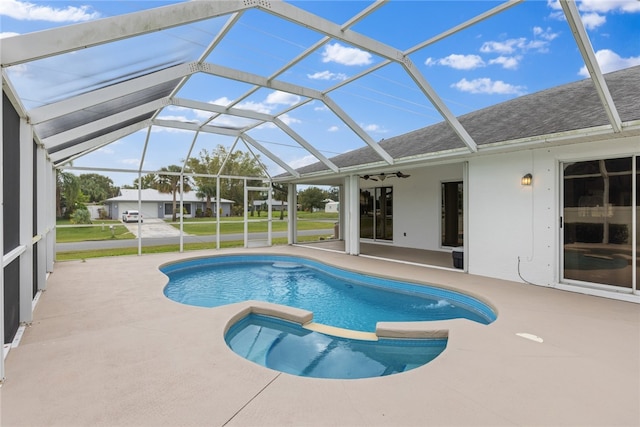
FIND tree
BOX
[78,173,118,203]
[154,165,192,222]
[220,148,266,216]
[327,186,339,201]
[187,148,223,217]
[131,174,157,190]
[56,171,84,218]
[187,145,267,217]
[297,186,326,212]
[121,174,157,190]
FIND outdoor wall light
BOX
[521,173,533,186]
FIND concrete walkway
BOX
[2,246,639,426]
[122,217,188,238]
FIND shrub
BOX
[70,208,92,224]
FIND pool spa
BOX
[162,254,496,379]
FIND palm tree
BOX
[155,165,192,222]
[196,182,217,217]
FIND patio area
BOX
[1,245,638,426]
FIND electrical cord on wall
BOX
[517,256,537,285]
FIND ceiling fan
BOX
[360,171,411,181]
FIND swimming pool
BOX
[162,254,496,331]
[225,313,448,379]
[162,254,496,379]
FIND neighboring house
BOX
[105,189,234,220]
[324,200,339,213]
[86,204,107,220]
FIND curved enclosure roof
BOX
[1,0,639,186]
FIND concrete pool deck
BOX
[2,246,639,426]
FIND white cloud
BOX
[321,42,373,66]
[265,91,300,106]
[578,0,640,14]
[451,78,526,95]
[278,113,300,126]
[97,146,114,155]
[578,49,640,77]
[288,155,320,170]
[362,123,387,133]
[0,32,20,39]
[533,26,559,41]
[547,0,562,11]
[0,0,100,22]
[488,55,521,70]
[481,36,552,55]
[548,0,639,29]
[580,12,607,29]
[480,38,525,54]
[327,126,339,132]
[314,105,329,112]
[425,54,485,70]
[187,92,302,129]
[307,70,348,81]
[211,97,233,107]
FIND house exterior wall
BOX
[325,202,339,213]
[111,202,158,221]
[468,135,640,286]
[393,164,463,252]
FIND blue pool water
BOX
[225,314,448,379]
[162,255,496,332]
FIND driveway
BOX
[122,217,189,238]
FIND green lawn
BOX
[55,235,330,261]
[170,219,334,235]
[55,212,337,243]
[56,223,134,242]
[164,212,337,236]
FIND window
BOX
[442,181,463,247]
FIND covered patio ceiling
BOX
[0,0,629,185]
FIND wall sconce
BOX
[521,173,532,186]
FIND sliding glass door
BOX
[360,187,393,241]
[562,157,636,290]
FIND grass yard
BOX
[164,212,337,236]
[55,235,329,261]
[56,223,134,242]
[55,211,337,246]
[169,219,334,235]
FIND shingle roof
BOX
[290,65,640,176]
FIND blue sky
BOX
[1,0,639,187]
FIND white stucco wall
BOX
[360,164,463,252]
[115,202,159,220]
[468,150,548,283]
[468,135,640,285]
